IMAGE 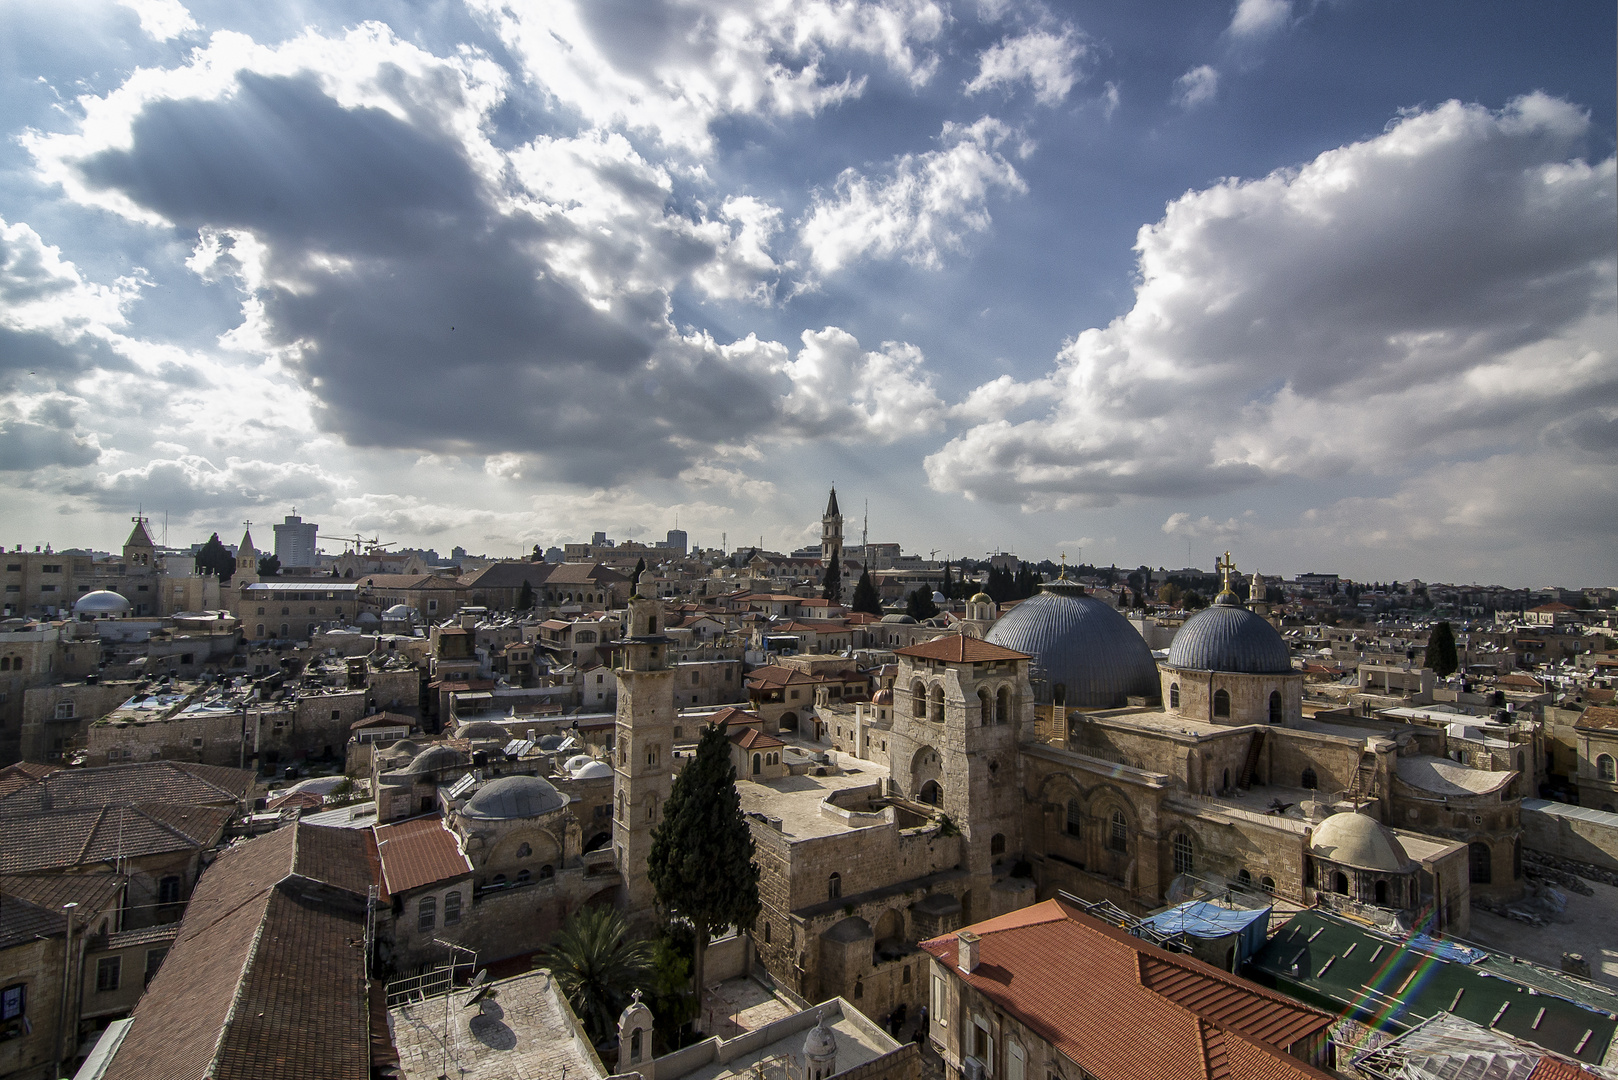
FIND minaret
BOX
[612,592,674,922]
[235,523,260,586]
[820,486,843,567]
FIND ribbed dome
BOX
[73,590,131,615]
[968,592,993,605]
[462,773,566,819]
[1310,812,1411,873]
[985,584,1158,707]
[881,613,918,624]
[1165,600,1291,674]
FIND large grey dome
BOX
[74,590,131,615]
[985,580,1158,707]
[462,773,566,819]
[1166,600,1291,674]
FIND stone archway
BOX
[910,745,943,802]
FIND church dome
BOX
[73,590,131,616]
[461,773,566,819]
[406,745,468,775]
[985,579,1158,707]
[1310,812,1411,873]
[881,613,918,624]
[1165,597,1291,674]
[457,721,508,741]
[968,592,993,605]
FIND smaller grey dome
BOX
[1165,600,1292,674]
[881,613,918,624]
[1310,812,1411,873]
[462,773,566,819]
[74,590,131,615]
[803,1009,837,1060]
[407,745,468,775]
[458,721,508,740]
[386,739,419,754]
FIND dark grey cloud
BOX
[0,418,100,471]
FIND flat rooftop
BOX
[667,998,900,1080]
[736,749,889,841]
[388,970,602,1080]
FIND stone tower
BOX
[235,525,260,586]
[122,516,156,569]
[820,486,842,567]
[888,635,1033,924]
[612,593,674,921]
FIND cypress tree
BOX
[516,580,536,611]
[905,586,939,620]
[194,533,234,583]
[821,558,841,603]
[1424,621,1459,677]
[648,722,760,1029]
[941,561,954,600]
[851,566,882,615]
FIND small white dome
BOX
[384,604,413,619]
[570,760,612,780]
[74,590,131,616]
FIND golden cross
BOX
[1218,551,1236,593]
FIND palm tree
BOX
[538,906,653,1043]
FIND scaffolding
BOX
[1350,1012,1553,1080]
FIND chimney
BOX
[956,930,980,974]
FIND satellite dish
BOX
[463,969,492,1008]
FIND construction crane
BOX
[317,532,396,555]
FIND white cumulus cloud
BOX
[1227,0,1289,39]
[1173,64,1219,108]
[965,27,1090,106]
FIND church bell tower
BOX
[820,487,843,567]
[612,592,674,921]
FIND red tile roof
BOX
[896,635,1032,663]
[1575,706,1618,732]
[708,706,764,728]
[920,899,1334,1080]
[373,816,471,897]
[729,727,785,749]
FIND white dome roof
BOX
[74,590,131,615]
[384,604,412,619]
[569,760,612,780]
[1310,812,1411,873]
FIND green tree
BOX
[648,722,760,1030]
[905,586,939,620]
[530,544,543,562]
[821,558,841,603]
[851,566,882,615]
[1157,582,1183,607]
[1424,621,1459,677]
[194,533,234,583]
[646,928,699,1046]
[516,580,536,611]
[1184,591,1207,610]
[941,561,954,600]
[538,905,652,1043]
[256,554,280,577]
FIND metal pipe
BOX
[58,902,78,1069]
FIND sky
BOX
[0,0,1613,587]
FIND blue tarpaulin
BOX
[1407,932,1487,964]
[1140,901,1271,964]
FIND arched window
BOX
[1169,683,1179,709]
[1172,833,1194,875]
[979,689,992,726]
[752,753,762,775]
[516,869,531,884]
[1469,842,1492,884]
[929,683,945,723]
[1109,810,1127,853]
[1301,767,1318,790]
[1222,768,1230,791]
[1213,689,1230,718]
[444,891,461,926]
[991,833,1006,856]
[912,681,928,718]
[0,658,8,671]
[1260,875,1275,894]
[920,780,942,805]
[417,895,436,931]
[996,686,1010,725]
[764,922,771,943]
[828,873,842,900]
[1600,755,1616,782]
[1332,872,1349,895]
[1052,683,1066,707]
[539,864,555,879]
[1237,869,1252,887]
[492,874,507,886]
[1374,879,1388,906]
[1269,691,1282,724]
[1066,799,1082,837]
[516,842,532,859]
[631,1029,642,1063]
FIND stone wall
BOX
[87,708,244,768]
[19,680,140,762]
[0,935,65,1080]
[1521,801,1618,873]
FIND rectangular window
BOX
[5,564,19,572]
[144,948,168,988]
[191,737,203,749]
[158,876,182,905]
[96,956,121,993]
[331,710,341,721]
[0,983,24,1020]
[930,973,946,1027]
[4,585,17,593]
[41,584,56,592]
[42,564,61,573]
[55,701,75,720]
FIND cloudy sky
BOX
[1,0,1613,585]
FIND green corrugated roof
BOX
[1248,910,1615,1065]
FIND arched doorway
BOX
[780,711,798,731]
[919,780,942,805]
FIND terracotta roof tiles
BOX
[920,899,1333,1080]
[896,635,1032,663]
[373,816,471,897]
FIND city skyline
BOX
[0,0,1613,587]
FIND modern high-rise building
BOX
[664,529,688,556]
[273,513,319,569]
